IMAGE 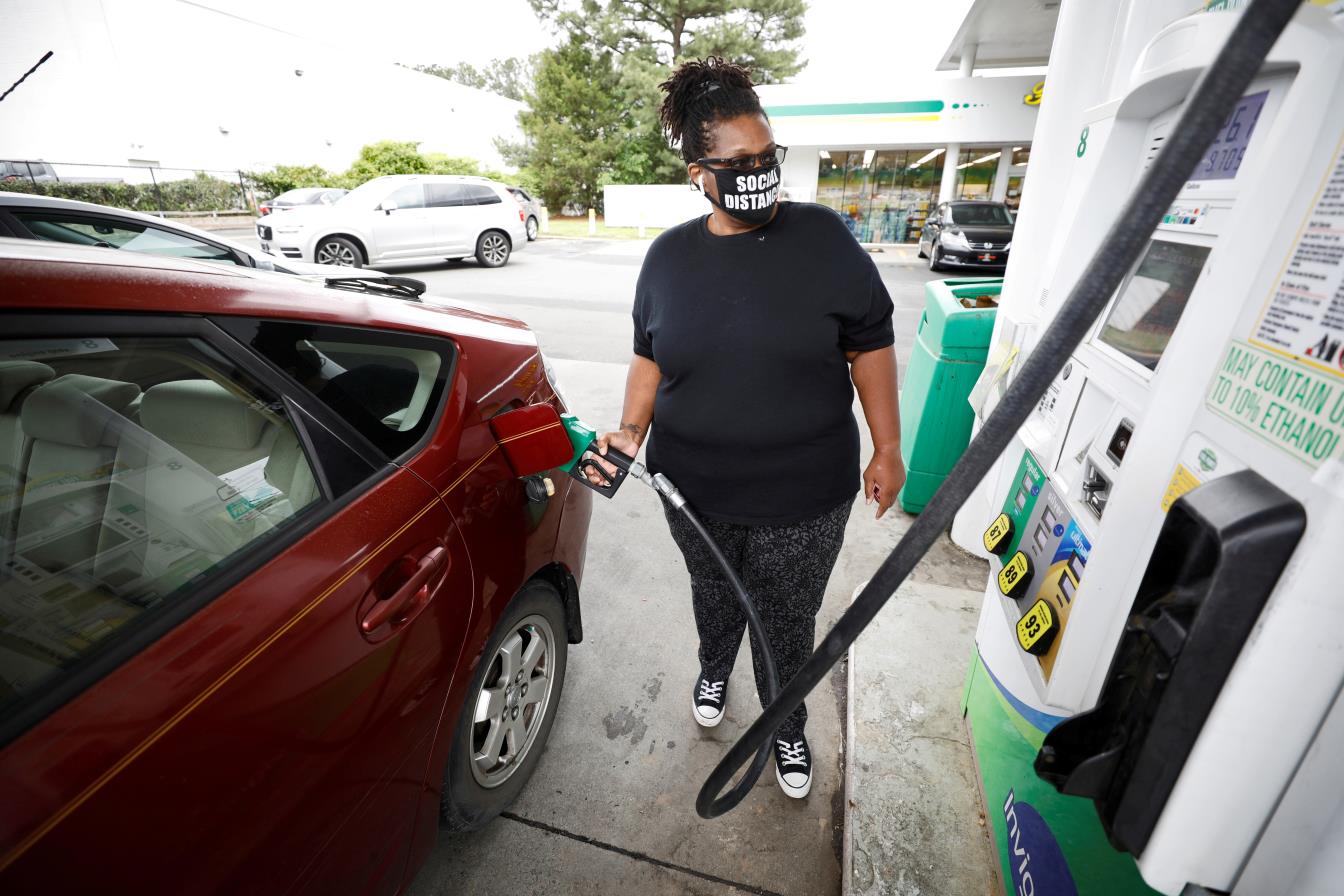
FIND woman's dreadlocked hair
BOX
[658,57,765,164]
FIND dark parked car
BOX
[918,200,1014,272]
[257,186,347,217]
[0,160,56,183]
[0,239,592,894]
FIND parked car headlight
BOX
[1005,241,1013,252]
[941,230,971,251]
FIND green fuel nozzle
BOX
[559,414,682,505]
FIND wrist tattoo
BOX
[620,422,643,438]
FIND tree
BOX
[415,57,536,102]
[500,38,628,211]
[525,0,807,190]
[529,0,807,83]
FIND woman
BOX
[593,58,904,800]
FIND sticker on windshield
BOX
[0,338,119,361]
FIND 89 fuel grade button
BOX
[982,513,1014,556]
[1016,599,1060,656]
[996,551,1033,600]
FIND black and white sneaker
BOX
[692,674,727,727]
[774,735,812,798]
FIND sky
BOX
[193,0,989,90]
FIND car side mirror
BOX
[489,403,575,478]
[380,200,399,214]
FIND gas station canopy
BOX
[937,0,1060,71]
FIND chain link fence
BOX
[0,160,254,219]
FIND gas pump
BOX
[963,4,1344,894]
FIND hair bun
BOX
[658,58,763,164]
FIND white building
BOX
[0,0,523,178]
[753,0,1058,244]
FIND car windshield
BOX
[337,178,399,208]
[949,205,1012,226]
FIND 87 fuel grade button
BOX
[982,513,1014,556]
[996,551,1033,600]
[1016,599,1060,656]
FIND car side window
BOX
[0,335,324,730]
[426,184,469,208]
[385,184,425,210]
[222,320,456,460]
[464,185,502,206]
[10,211,243,265]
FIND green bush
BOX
[0,143,512,216]
[0,172,245,213]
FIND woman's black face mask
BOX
[700,162,781,226]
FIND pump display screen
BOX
[1099,240,1212,370]
[1191,90,1267,181]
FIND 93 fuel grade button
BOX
[983,513,1014,556]
[1016,599,1059,656]
[997,551,1033,600]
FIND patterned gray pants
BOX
[662,498,850,738]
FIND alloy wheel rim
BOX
[317,242,356,266]
[469,614,556,788]
[527,219,538,239]
[483,234,507,265]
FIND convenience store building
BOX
[754,75,1040,244]
[754,1,1056,244]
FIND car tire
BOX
[916,240,927,259]
[928,244,944,273]
[475,230,511,268]
[315,236,363,268]
[526,216,539,241]
[440,580,568,832]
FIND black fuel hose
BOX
[640,471,781,807]
[696,0,1306,819]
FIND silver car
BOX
[256,175,528,269]
[506,186,541,242]
[0,192,365,277]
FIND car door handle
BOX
[361,546,448,633]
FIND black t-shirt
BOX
[633,201,895,525]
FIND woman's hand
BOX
[584,425,643,486]
[863,444,905,519]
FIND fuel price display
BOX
[1192,90,1268,181]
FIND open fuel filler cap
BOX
[983,513,1014,556]
[1015,598,1059,656]
[996,551,1033,600]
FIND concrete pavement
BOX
[227,231,996,894]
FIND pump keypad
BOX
[983,513,1014,556]
[1016,599,1059,656]
[997,551,1034,600]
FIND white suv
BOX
[256,175,528,269]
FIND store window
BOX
[1006,147,1030,213]
[954,148,1002,200]
[815,147,945,244]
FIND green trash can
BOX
[897,277,1001,513]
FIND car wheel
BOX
[475,231,511,268]
[440,580,567,832]
[526,216,539,241]
[928,244,944,273]
[315,236,363,267]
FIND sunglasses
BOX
[696,146,788,173]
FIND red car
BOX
[0,239,592,893]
